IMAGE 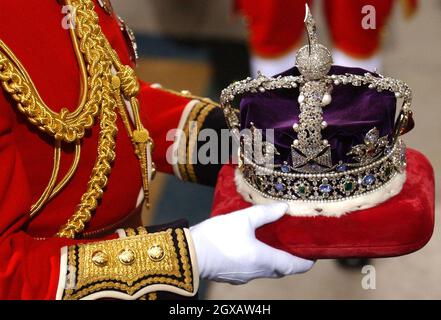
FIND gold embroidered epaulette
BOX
[60,227,198,300]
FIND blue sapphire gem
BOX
[362,175,376,186]
[275,183,286,191]
[336,164,348,172]
[385,145,393,155]
[319,184,333,193]
[281,164,290,173]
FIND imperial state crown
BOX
[212,5,434,259]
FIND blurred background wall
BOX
[112,0,441,299]
[114,0,245,39]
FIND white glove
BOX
[190,203,314,284]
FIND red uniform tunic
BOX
[0,0,204,299]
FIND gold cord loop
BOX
[29,139,62,218]
[49,141,82,202]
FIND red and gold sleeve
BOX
[0,0,210,300]
[0,221,199,300]
[0,229,198,300]
[137,83,228,186]
[0,111,198,300]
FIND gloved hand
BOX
[190,203,314,284]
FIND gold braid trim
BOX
[178,102,206,182]
[178,101,218,182]
[56,0,118,238]
[176,229,192,285]
[123,227,148,237]
[0,6,101,142]
[187,103,217,182]
[147,292,158,300]
[155,87,219,108]
[139,292,157,300]
[125,228,137,237]
[62,228,195,300]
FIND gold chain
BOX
[0,0,153,238]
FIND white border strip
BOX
[55,246,68,300]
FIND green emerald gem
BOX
[297,186,306,194]
[385,167,392,176]
[344,181,355,192]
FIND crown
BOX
[220,5,414,216]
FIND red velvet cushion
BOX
[211,149,435,259]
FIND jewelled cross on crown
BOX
[291,4,334,173]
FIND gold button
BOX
[118,248,136,266]
[91,251,108,267]
[111,75,121,90]
[133,129,149,143]
[148,245,165,262]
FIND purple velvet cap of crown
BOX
[239,66,397,165]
